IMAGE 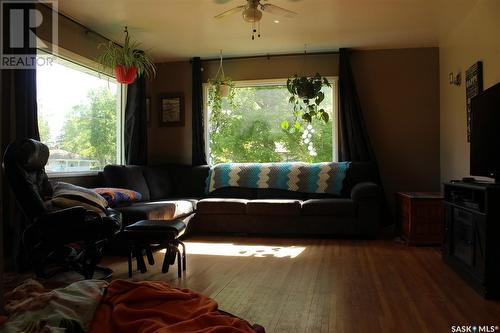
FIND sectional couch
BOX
[102,162,382,237]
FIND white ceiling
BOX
[58,0,479,62]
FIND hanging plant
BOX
[287,73,331,123]
[97,27,156,84]
[208,78,235,114]
[208,51,234,114]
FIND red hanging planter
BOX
[114,65,138,84]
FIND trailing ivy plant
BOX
[208,51,235,119]
[286,73,331,123]
[208,78,235,133]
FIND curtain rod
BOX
[40,3,119,46]
[195,50,340,63]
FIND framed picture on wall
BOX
[159,93,184,127]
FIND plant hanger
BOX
[215,50,226,81]
[208,50,234,109]
[300,44,307,76]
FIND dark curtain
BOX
[191,57,207,165]
[0,0,39,272]
[338,48,375,162]
[13,71,40,140]
[124,75,148,165]
[1,68,40,272]
[338,48,392,225]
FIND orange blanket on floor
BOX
[89,280,262,333]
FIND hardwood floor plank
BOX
[81,236,500,332]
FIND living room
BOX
[0,0,499,332]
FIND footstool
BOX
[123,219,187,278]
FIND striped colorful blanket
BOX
[206,162,350,195]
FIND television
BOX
[470,82,500,182]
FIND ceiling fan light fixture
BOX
[242,7,262,22]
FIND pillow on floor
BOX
[93,188,142,207]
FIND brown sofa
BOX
[102,162,382,237]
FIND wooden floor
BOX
[97,236,500,333]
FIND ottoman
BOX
[124,219,187,278]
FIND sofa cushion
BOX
[116,199,195,225]
[208,187,258,199]
[103,165,150,201]
[246,199,302,216]
[197,198,249,215]
[256,188,307,200]
[141,166,173,200]
[166,165,210,197]
[301,199,356,217]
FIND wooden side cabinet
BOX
[397,192,444,245]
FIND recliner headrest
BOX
[16,139,49,171]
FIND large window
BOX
[37,54,122,173]
[205,78,337,164]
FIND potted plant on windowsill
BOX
[97,28,156,84]
[287,73,331,123]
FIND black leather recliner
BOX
[2,139,122,279]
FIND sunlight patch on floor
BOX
[161,242,306,258]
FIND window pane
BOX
[208,83,335,164]
[37,56,121,172]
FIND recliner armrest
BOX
[35,206,87,227]
[350,182,381,202]
[104,208,122,234]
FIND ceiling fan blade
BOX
[214,0,235,4]
[260,3,298,18]
[214,5,246,19]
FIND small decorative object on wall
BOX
[159,93,184,127]
[97,26,156,84]
[466,61,483,142]
[448,72,461,86]
[287,72,331,123]
[146,97,151,126]
[208,50,235,113]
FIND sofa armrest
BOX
[350,182,381,202]
[350,182,382,238]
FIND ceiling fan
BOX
[214,0,299,39]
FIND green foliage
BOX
[38,115,50,143]
[208,77,235,116]
[58,87,118,169]
[286,73,331,123]
[97,33,156,79]
[209,84,333,164]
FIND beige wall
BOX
[147,54,339,164]
[147,61,193,164]
[37,4,108,66]
[201,54,339,82]
[351,48,441,211]
[148,48,441,213]
[440,0,500,183]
